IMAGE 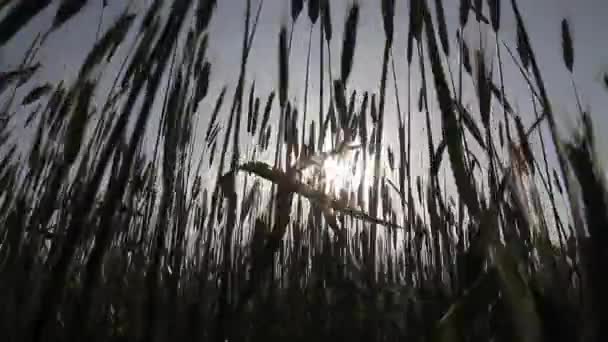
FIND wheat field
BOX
[0,1,606,341]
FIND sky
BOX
[1,0,608,172]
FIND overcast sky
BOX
[2,0,608,168]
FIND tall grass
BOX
[0,0,605,341]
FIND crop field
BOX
[0,1,606,341]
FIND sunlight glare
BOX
[300,141,375,202]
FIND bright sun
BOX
[322,155,359,191]
[300,143,375,200]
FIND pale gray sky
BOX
[1,0,607,169]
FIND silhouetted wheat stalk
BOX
[0,0,604,341]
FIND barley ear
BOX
[561,18,574,73]
[279,27,289,108]
[341,3,360,84]
[292,0,304,22]
[488,0,500,32]
[381,0,395,47]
